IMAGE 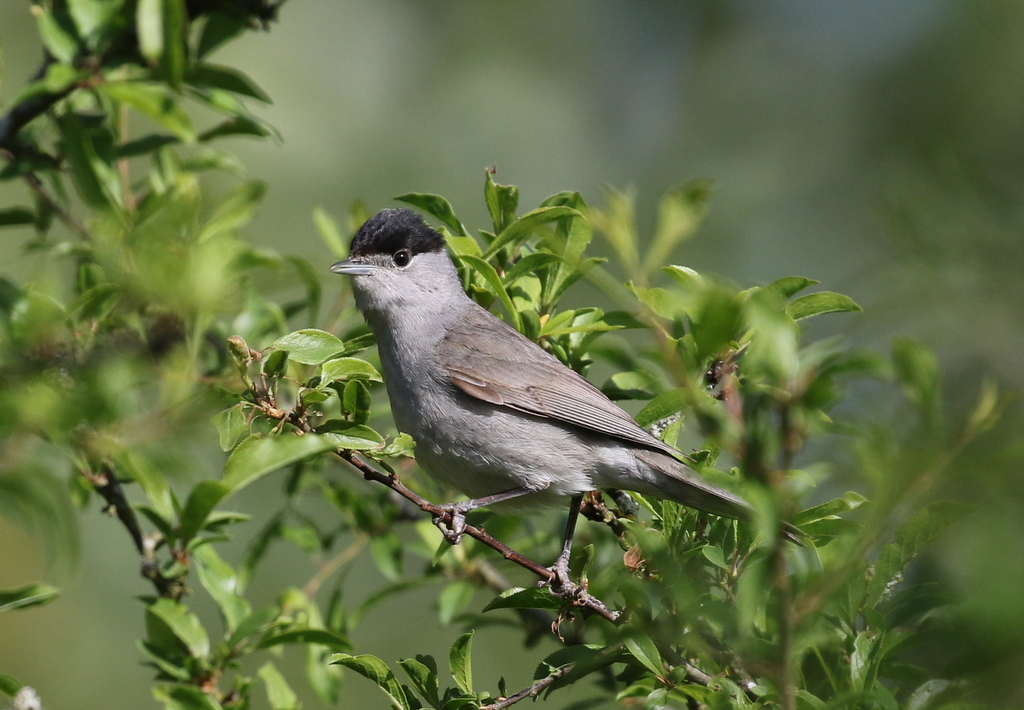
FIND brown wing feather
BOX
[440,304,679,457]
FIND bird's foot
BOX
[539,554,575,596]
[431,502,472,545]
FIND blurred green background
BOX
[2,1,1023,707]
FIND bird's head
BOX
[330,208,461,316]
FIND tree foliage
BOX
[0,3,1008,710]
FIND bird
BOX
[330,208,766,588]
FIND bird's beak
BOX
[330,259,380,276]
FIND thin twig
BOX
[303,533,369,600]
[22,171,92,240]
[336,451,621,624]
[773,403,798,710]
[480,664,573,710]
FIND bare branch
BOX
[0,57,73,156]
[336,451,621,624]
[86,463,185,600]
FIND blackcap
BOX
[331,208,762,586]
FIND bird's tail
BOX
[633,449,751,519]
[633,449,804,543]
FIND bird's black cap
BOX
[349,208,446,258]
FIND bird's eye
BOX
[392,249,411,267]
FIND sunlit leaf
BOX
[785,291,861,321]
[147,599,210,658]
[330,654,410,710]
[222,434,338,492]
[321,357,382,383]
[97,82,195,141]
[482,205,581,260]
[193,545,250,634]
[272,329,346,365]
[394,192,467,236]
[258,662,298,710]
[448,631,474,695]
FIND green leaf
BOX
[97,82,195,141]
[965,379,1015,438]
[321,357,382,383]
[482,586,564,612]
[315,206,347,258]
[635,389,687,429]
[793,492,867,526]
[159,0,186,88]
[198,180,267,241]
[764,276,819,300]
[115,133,180,159]
[222,434,338,492]
[448,631,474,695]
[0,674,22,697]
[662,264,703,290]
[484,170,519,234]
[437,581,474,624]
[892,337,941,432]
[307,643,344,705]
[643,180,711,273]
[867,501,970,608]
[178,481,231,544]
[188,63,271,102]
[137,0,163,62]
[120,452,175,522]
[163,684,223,710]
[482,205,581,259]
[198,115,274,142]
[258,628,352,651]
[701,545,729,570]
[370,532,404,581]
[330,654,410,710]
[59,113,121,212]
[0,208,35,227]
[272,329,346,365]
[258,662,298,710]
[147,598,210,658]
[455,255,522,331]
[197,12,248,58]
[785,291,861,321]
[212,405,249,452]
[342,379,372,423]
[503,252,562,285]
[226,606,280,648]
[380,433,415,458]
[394,193,467,236]
[850,632,880,689]
[318,421,384,450]
[906,679,955,710]
[624,635,664,677]
[193,545,249,634]
[37,7,79,63]
[399,656,441,708]
[288,255,323,325]
[0,583,59,612]
[592,187,640,275]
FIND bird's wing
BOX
[439,304,679,457]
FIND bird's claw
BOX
[539,555,575,596]
[432,504,468,545]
